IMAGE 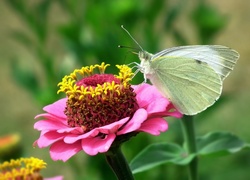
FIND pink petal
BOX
[64,117,130,144]
[35,113,65,121]
[133,84,161,98]
[137,117,168,135]
[163,111,183,118]
[165,104,183,118]
[36,131,65,148]
[96,117,130,134]
[81,134,116,155]
[146,97,170,114]
[50,140,82,162]
[64,129,99,143]
[133,84,165,106]
[45,176,64,180]
[134,84,182,118]
[57,126,84,134]
[35,114,68,128]
[34,120,67,131]
[117,108,148,135]
[43,98,67,119]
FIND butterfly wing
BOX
[152,45,239,80]
[148,56,222,115]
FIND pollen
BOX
[0,157,46,179]
[57,62,139,132]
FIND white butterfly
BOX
[121,25,239,115]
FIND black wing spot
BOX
[195,59,208,65]
[195,59,202,64]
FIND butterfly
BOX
[121,25,239,115]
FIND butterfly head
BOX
[138,51,153,62]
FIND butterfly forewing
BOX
[148,56,222,115]
[152,45,239,80]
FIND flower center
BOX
[58,63,139,133]
[76,74,120,87]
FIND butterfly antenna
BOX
[121,25,143,51]
[118,45,139,51]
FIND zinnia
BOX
[34,63,182,161]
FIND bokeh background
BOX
[0,0,249,179]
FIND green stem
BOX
[181,115,198,180]
[105,145,134,180]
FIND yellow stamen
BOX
[57,62,133,100]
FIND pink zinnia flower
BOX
[34,63,182,161]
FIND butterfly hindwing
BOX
[148,56,222,115]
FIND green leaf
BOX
[197,132,246,156]
[130,143,194,174]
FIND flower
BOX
[34,63,182,161]
[0,157,63,180]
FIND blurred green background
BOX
[0,0,249,179]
